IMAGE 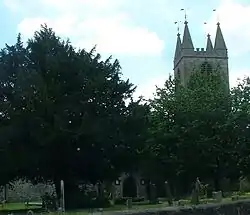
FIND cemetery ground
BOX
[2,192,250,215]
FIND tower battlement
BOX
[195,48,205,52]
[176,46,226,59]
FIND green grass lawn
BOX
[56,202,171,215]
[2,193,250,215]
[0,202,42,211]
[0,201,167,214]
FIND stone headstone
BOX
[213,191,222,202]
[164,181,173,206]
[149,183,157,203]
[191,188,199,205]
[239,176,250,193]
[98,183,104,198]
[126,197,132,209]
[206,184,213,198]
[232,195,239,201]
[60,180,65,212]
[190,178,201,205]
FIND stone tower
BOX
[173,21,229,87]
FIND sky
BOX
[1,0,250,99]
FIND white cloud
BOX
[230,68,250,87]
[18,18,49,37]
[73,16,164,55]
[204,0,250,57]
[5,0,164,56]
[134,74,169,99]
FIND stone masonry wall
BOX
[114,199,250,215]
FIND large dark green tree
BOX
[0,26,148,207]
[229,77,250,176]
[148,68,235,195]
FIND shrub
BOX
[8,179,55,203]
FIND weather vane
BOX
[174,21,181,34]
[213,9,220,23]
[181,8,188,22]
[203,22,210,38]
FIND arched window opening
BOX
[200,62,213,75]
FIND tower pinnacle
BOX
[206,34,213,52]
[182,21,194,50]
[174,33,181,60]
[214,22,227,51]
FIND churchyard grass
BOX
[0,202,41,211]
[2,193,250,215]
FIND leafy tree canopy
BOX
[0,25,148,191]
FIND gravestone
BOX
[165,181,173,206]
[98,182,104,198]
[191,177,201,205]
[239,176,250,192]
[60,180,65,212]
[126,197,132,209]
[149,183,157,204]
[213,191,222,202]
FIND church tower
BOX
[173,21,229,88]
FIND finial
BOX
[207,33,210,37]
